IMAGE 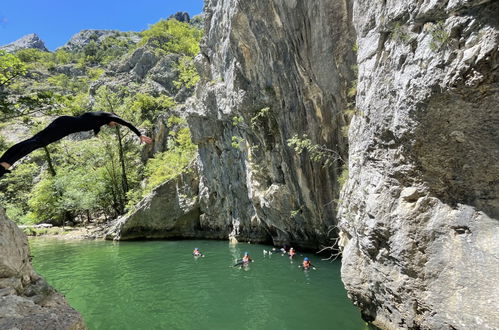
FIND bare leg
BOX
[1,162,11,169]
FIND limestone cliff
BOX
[105,163,201,240]
[338,0,499,329]
[187,0,355,248]
[0,208,85,329]
[0,33,48,53]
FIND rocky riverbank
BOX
[0,208,86,329]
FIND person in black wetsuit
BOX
[0,111,152,177]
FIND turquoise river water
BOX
[30,239,370,330]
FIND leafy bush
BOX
[173,56,200,89]
[15,49,51,64]
[0,50,26,87]
[140,19,202,56]
[128,93,175,122]
[144,117,196,192]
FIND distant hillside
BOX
[0,33,48,53]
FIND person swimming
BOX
[192,248,204,257]
[233,252,253,267]
[301,257,316,270]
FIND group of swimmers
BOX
[192,247,317,270]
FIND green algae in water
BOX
[30,239,368,330]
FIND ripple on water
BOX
[29,239,367,330]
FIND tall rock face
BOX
[338,0,499,329]
[188,0,355,248]
[0,33,48,53]
[0,208,85,329]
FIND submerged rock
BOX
[339,0,499,329]
[0,207,86,329]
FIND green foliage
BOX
[73,33,137,67]
[0,51,27,87]
[429,21,451,51]
[0,19,203,224]
[173,56,200,89]
[338,165,349,190]
[94,85,124,113]
[347,81,357,98]
[250,107,270,128]
[15,48,73,69]
[46,74,89,93]
[57,92,90,115]
[143,117,196,193]
[0,162,40,223]
[128,93,175,122]
[14,49,52,64]
[140,19,203,56]
[97,35,138,65]
[287,134,342,168]
[232,115,244,127]
[54,49,72,65]
[87,67,105,80]
[231,136,245,150]
[22,226,66,236]
[28,175,61,223]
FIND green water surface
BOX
[30,239,368,330]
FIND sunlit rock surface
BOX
[0,33,48,53]
[187,0,356,248]
[338,0,499,328]
[0,207,85,330]
[106,163,202,240]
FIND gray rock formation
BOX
[338,0,499,329]
[0,33,48,53]
[105,163,201,240]
[169,12,190,23]
[0,207,85,329]
[94,49,184,99]
[187,0,355,248]
[60,30,140,52]
[190,14,206,31]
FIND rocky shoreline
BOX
[0,208,86,330]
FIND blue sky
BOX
[0,0,204,50]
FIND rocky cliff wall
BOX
[0,208,85,329]
[188,0,355,248]
[105,163,202,240]
[338,0,499,329]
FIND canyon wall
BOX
[338,0,499,328]
[187,0,355,248]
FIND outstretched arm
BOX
[109,114,153,144]
[109,115,142,137]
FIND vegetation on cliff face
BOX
[0,16,201,226]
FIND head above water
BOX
[244,252,248,256]
[304,257,309,261]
